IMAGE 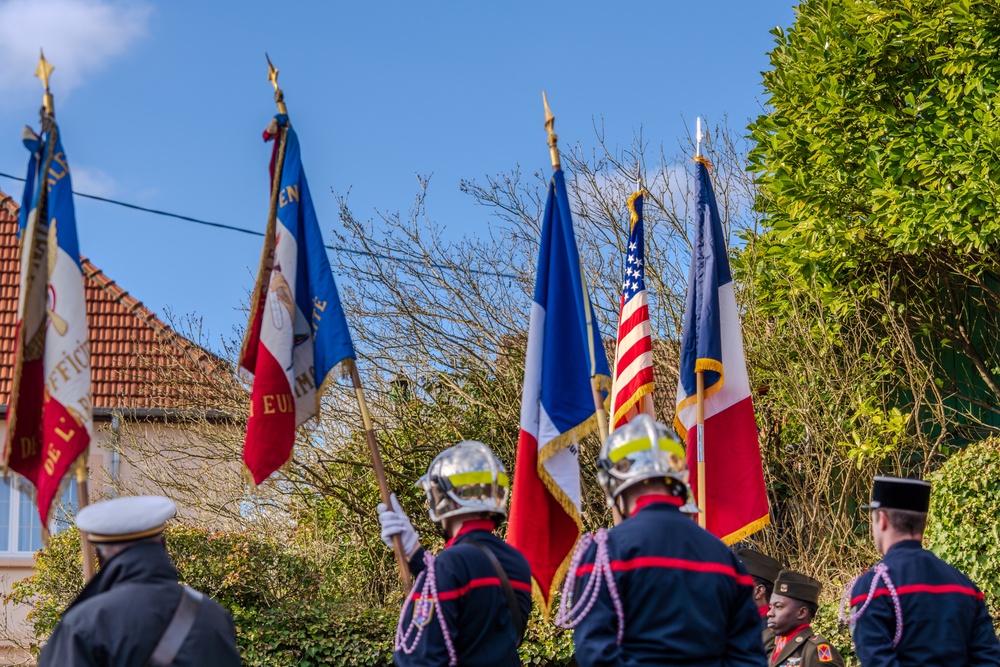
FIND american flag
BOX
[610,190,654,429]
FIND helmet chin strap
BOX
[615,495,629,519]
[435,522,449,540]
[602,490,626,517]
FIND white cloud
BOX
[71,165,117,198]
[0,0,151,97]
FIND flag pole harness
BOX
[555,529,625,645]
[394,551,458,665]
[839,562,904,648]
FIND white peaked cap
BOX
[75,496,177,543]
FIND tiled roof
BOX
[0,190,224,411]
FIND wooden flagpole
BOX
[76,457,95,580]
[35,51,96,581]
[695,117,707,530]
[266,56,410,590]
[349,362,412,591]
[696,372,706,529]
[543,92,622,525]
[634,167,656,419]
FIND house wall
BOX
[0,419,242,665]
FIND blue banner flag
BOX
[241,114,355,484]
[4,121,93,524]
[508,167,611,611]
[674,158,769,543]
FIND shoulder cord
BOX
[839,562,904,648]
[394,551,459,666]
[554,529,625,645]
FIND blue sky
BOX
[0,0,797,352]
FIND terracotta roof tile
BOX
[0,190,225,411]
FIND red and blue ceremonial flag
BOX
[508,168,611,613]
[674,158,769,543]
[241,114,356,484]
[4,122,92,525]
[610,190,654,429]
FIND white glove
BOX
[377,493,420,558]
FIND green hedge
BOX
[29,478,1000,667]
[10,525,579,666]
[10,527,395,665]
[926,437,1000,622]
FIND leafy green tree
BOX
[747,0,1000,442]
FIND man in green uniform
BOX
[767,570,844,667]
[737,548,786,653]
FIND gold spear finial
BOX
[542,91,560,171]
[35,49,55,116]
[266,53,287,115]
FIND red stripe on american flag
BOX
[614,343,652,381]
[614,370,654,402]
[611,290,653,423]
[616,304,650,343]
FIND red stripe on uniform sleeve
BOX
[410,577,533,601]
[850,583,985,607]
[577,556,753,586]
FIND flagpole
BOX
[76,456,95,580]
[543,92,622,525]
[35,51,96,581]
[265,56,410,590]
[634,166,655,419]
[694,117,708,530]
[349,361,412,591]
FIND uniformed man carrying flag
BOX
[557,414,766,666]
[378,440,532,666]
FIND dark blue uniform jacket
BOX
[572,500,767,667]
[38,542,242,667]
[850,539,1000,666]
[394,526,532,667]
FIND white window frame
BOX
[0,474,77,556]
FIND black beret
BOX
[736,548,785,584]
[774,570,822,605]
[863,476,931,513]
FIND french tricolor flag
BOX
[674,159,769,543]
[507,168,610,614]
[4,123,93,525]
[240,115,356,485]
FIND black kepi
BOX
[863,475,931,512]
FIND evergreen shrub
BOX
[926,437,1000,623]
[9,525,577,666]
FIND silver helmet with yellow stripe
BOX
[597,414,689,501]
[417,440,510,526]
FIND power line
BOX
[0,171,520,280]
